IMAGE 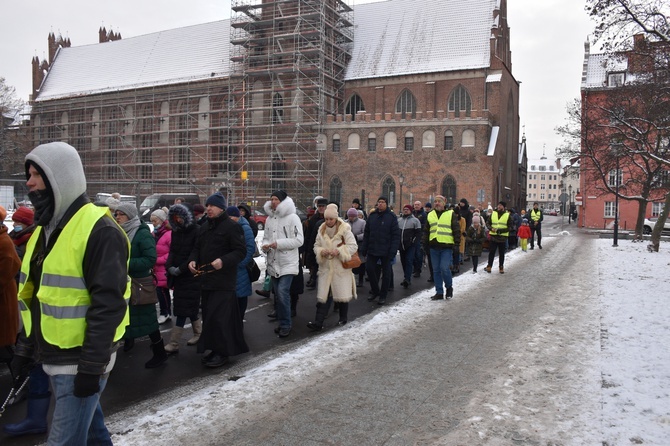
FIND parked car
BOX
[252,209,268,230]
[643,217,670,235]
[549,210,558,216]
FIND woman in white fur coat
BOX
[307,204,358,330]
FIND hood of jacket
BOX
[263,195,297,218]
[25,142,87,227]
[168,203,195,231]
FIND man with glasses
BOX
[361,196,400,305]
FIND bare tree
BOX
[557,86,670,238]
[562,1,670,250]
[0,77,28,178]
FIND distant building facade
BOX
[526,155,562,212]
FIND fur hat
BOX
[226,206,241,217]
[205,192,227,210]
[324,203,339,219]
[116,202,138,219]
[151,209,167,223]
[316,197,328,206]
[12,206,34,225]
[271,190,288,202]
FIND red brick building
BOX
[580,35,669,230]
[28,0,523,212]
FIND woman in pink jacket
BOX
[151,209,173,324]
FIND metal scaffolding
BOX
[229,0,353,208]
[28,0,353,208]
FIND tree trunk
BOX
[649,192,670,252]
[634,199,648,240]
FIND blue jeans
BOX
[430,247,453,294]
[48,374,111,446]
[400,245,416,283]
[272,274,295,329]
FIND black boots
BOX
[145,339,168,368]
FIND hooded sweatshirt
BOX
[16,142,130,376]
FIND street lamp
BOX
[613,154,620,247]
[398,173,405,210]
[568,185,572,224]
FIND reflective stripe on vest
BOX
[490,211,510,237]
[18,204,130,348]
[427,210,455,244]
[530,209,541,222]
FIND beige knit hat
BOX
[324,203,339,219]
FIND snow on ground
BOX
[107,234,670,445]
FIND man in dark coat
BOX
[361,196,400,305]
[412,200,427,278]
[188,192,248,368]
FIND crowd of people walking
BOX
[1,142,547,444]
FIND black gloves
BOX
[74,373,100,398]
[9,355,34,383]
[168,266,181,276]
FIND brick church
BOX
[28,0,525,212]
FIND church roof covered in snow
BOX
[36,0,498,101]
[345,0,495,80]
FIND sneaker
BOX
[446,287,453,299]
[157,314,171,324]
[413,272,421,278]
[267,312,278,320]
[277,327,291,338]
[485,266,492,273]
[378,298,386,305]
[338,320,347,326]
[430,293,444,300]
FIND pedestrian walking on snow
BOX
[424,195,461,300]
[307,204,358,330]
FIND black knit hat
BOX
[271,190,288,202]
[205,192,227,209]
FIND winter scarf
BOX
[121,215,141,242]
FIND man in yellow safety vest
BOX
[485,201,513,274]
[12,142,130,444]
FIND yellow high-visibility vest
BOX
[490,211,510,237]
[18,204,130,348]
[427,210,455,244]
[530,209,542,222]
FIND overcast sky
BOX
[0,0,593,160]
